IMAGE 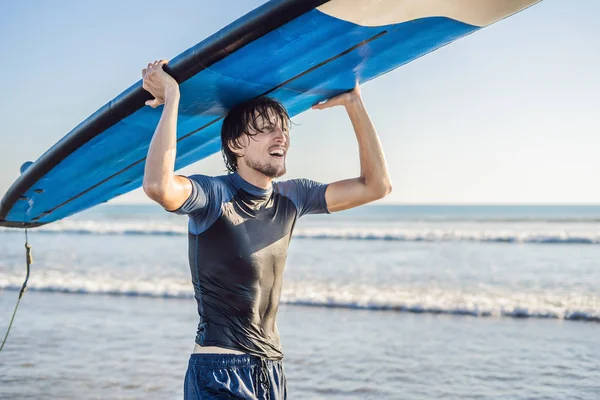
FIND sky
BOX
[0,0,599,206]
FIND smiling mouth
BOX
[269,149,285,157]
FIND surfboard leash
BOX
[0,228,32,353]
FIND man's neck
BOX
[236,167,273,190]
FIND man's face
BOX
[235,109,290,179]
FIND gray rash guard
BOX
[168,172,330,360]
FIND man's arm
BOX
[140,60,192,211]
[312,85,392,212]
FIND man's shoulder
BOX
[273,177,308,185]
[186,173,235,195]
[273,178,301,192]
[274,178,323,190]
[185,172,234,183]
[273,178,330,216]
[273,178,324,199]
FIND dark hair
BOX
[221,97,291,173]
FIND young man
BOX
[142,59,392,399]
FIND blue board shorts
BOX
[184,353,287,399]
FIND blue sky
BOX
[0,0,598,205]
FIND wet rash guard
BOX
[168,172,330,360]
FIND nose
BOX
[275,127,288,144]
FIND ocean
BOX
[0,204,598,399]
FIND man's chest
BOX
[216,197,298,254]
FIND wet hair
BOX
[221,97,291,173]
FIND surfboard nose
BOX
[318,0,542,28]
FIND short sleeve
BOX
[165,174,220,216]
[274,178,330,218]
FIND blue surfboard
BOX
[0,0,541,228]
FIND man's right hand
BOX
[142,60,179,108]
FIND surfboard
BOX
[0,0,541,228]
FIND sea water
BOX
[0,204,598,399]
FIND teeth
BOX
[270,149,284,156]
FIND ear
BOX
[228,139,245,158]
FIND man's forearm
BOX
[143,88,181,194]
[345,97,392,194]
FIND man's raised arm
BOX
[140,60,192,211]
[312,85,392,212]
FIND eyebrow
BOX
[260,118,288,130]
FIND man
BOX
[141,59,392,399]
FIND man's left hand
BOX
[311,84,361,110]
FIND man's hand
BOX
[142,60,179,108]
[311,84,361,110]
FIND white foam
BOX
[2,221,600,244]
[0,220,187,236]
[1,273,598,323]
[294,227,600,244]
[280,282,600,322]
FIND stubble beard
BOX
[244,157,286,178]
